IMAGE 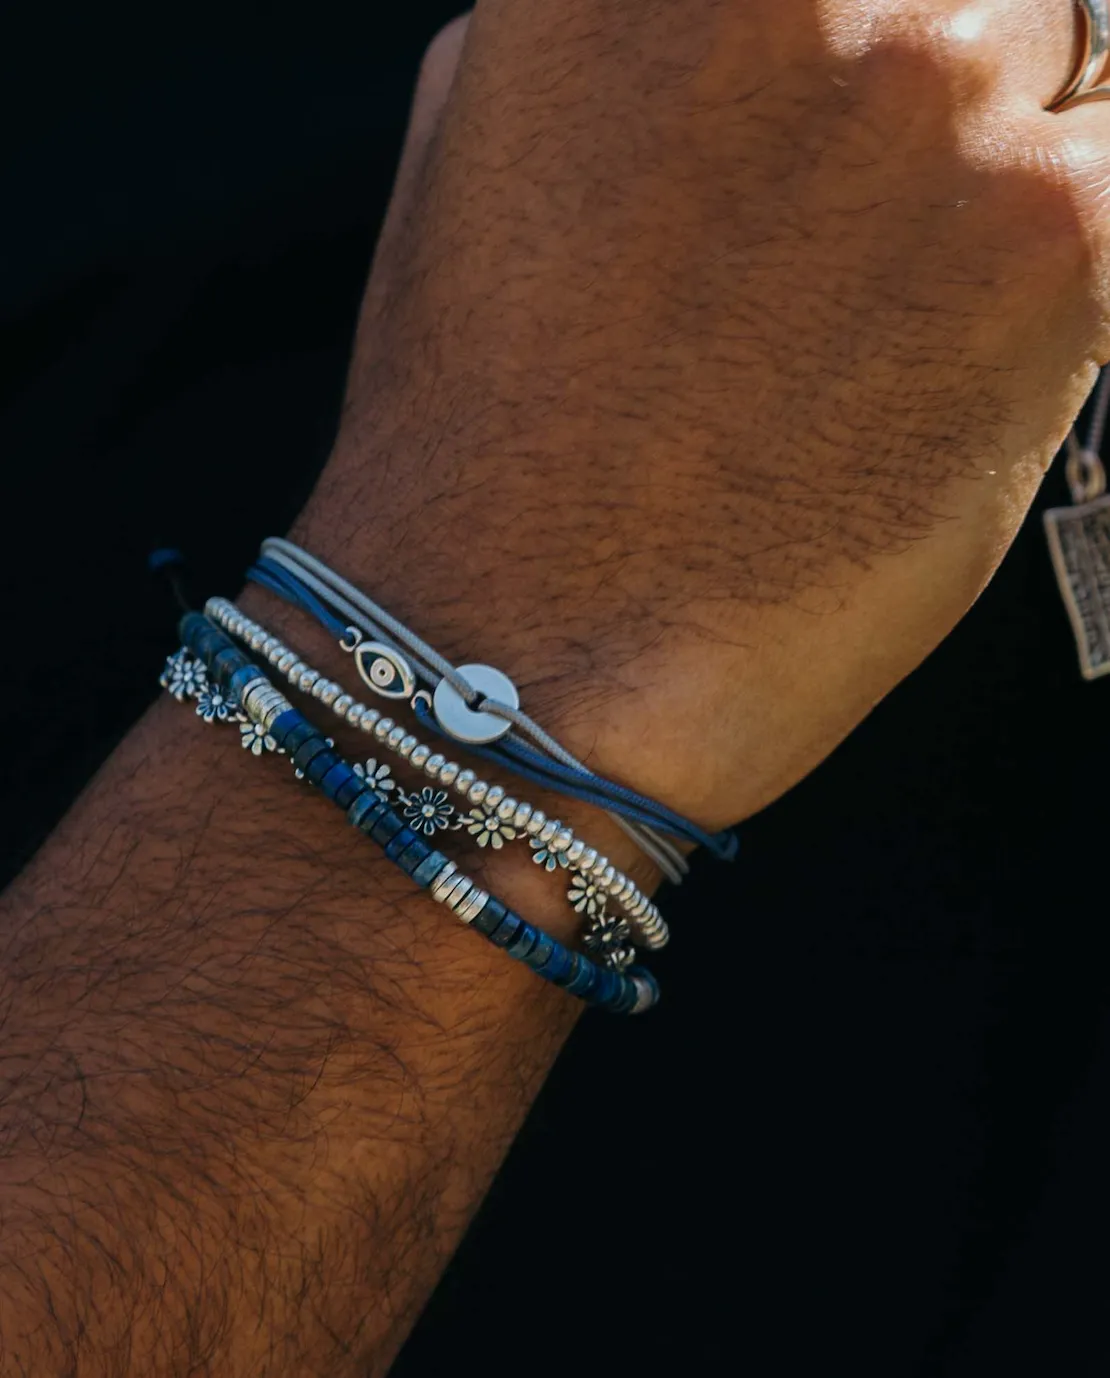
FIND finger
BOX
[835,0,1083,112]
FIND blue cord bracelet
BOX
[245,557,738,863]
[177,610,660,1015]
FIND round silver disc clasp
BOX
[433,665,519,744]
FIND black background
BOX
[2,5,1108,1374]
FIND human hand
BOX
[297,0,1109,847]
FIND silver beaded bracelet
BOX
[204,597,669,958]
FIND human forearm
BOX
[6,0,1110,1370]
[0,670,589,1375]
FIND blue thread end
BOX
[148,547,184,572]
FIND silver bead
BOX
[287,661,307,684]
[512,802,533,830]
[242,680,269,711]
[425,752,446,778]
[600,864,616,888]
[387,725,406,749]
[268,644,287,665]
[430,860,459,902]
[496,797,518,823]
[456,768,476,793]
[566,838,585,864]
[261,635,279,656]
[346,700,366,725]
[310,677,328,699]
[438,760,459,785]
[551,827,573,853]
[360,708,381,731]
[334,693,354,716]
[398,734,418,758]
[298,668,319,693]
[538,819,558,843]
[468,780,488,805]
[261,698,291,731]
[456,887,490,924]
[320,682,340,706]
[441,874,475,913]
[410,744,431,768]
[484,785,505,811]
[277,651,296,674]
[249,629,266,651]
[525,809,546,836]
[374,717,394,740]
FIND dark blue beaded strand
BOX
[178,612,658,1015]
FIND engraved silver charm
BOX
[400,787,458,837]
[239,720,283,756]
[352,758,396,799]
[582,913,635,972]
[160,648,207,702]
[464,807,518,849]
[1044,492,1110,680]
[529,837,569,872]
[567,870,604,917]
[195,687,243,723]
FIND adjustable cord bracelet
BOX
[203,595,668,960]
[250,538,739,876]
[161,612,659,1015]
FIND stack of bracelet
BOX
[201,596,669,962]
[161,610,660,1015]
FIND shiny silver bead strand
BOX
[206,597,669,951]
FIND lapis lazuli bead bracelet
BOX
[202,594,668,967]
[172,610,660,1015]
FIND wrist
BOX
[233,582,666,948]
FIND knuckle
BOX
[420,12,471,80]
[852,19,1001,109]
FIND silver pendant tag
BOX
[1044,494,1110,680]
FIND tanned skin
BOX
[3,2,1110,1372]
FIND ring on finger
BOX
[1050,0,1110,109]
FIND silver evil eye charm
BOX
[354,641,417,700]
